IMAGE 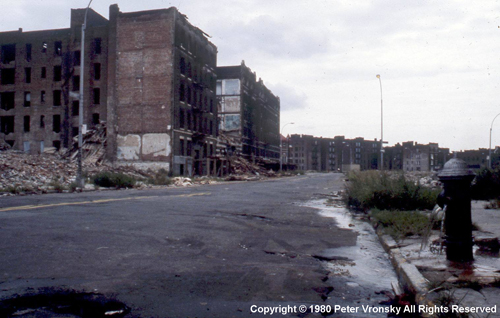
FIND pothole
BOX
[0,288,130,318]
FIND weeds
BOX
[147,168,172,186]
[371,209,433,241]
[344,171,440,212]
[91,172,136,189]
[49,179,66,193]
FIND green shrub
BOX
[92,171,136,189]
[372,209,432,240]
[344,170,440,211]
[471,167,500,200]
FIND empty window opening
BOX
[93,88,100,104]
[53,65,62,81]
[94,63,101,80]
[25,67,31,83]
[1,69,15,85]
[53,140,61,150]
[93,38,102,55]
[73,50,81,65]
[26,44,32,61]
[41,42,48,53]
[53,90,62,106]
[53,115,61,133]
[54,41,62,56]
[24,92,31,107]
[72,127,78,137]
[24,116,30,132]
[179,84,185,102]
[180,139,185,156]
[180,109,185,128]
[1,44,16,64]
[0,116,15,134]
[72,76,79,91]
[92,113,99,125]
[41,67,46,79]
[41,91,45,103]
[0,92,15,110]
[180,57,186,75]
[72,101,79,116]
[40,115,45,128]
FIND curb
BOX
[376,230,433,307]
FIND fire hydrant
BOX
[437,158,475,262]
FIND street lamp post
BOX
[280,122,294,172]
[77,0,93,188]
[489,112,500,169]
[376,74,384,170]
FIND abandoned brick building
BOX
[0,4,218,175]
[216,61,280,163]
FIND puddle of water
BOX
[306,200,399,291]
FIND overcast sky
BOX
[2,0,500,151]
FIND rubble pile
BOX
[225,155,277,181]
[64,123,107,165]
[0,150,78,192]
[0,139,11,151]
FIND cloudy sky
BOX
[3,0,500,151]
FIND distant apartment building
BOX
[286,134,450,172]
[0,4,218,176]
[455,148,489,169]
[216,61,280,162]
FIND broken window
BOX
[187,62,192,78]
[1,68,15,85]
[25,67,31,83]
[92,113,99,125]
[53,140,61,150]
[24,92,31,107]
[73,50,81,65]
[93,38,102,55]
[72,127,78,137]
[72,76,79,91]
[40,115,45,128]
[41,67,46,79]
[53,115,61,133]
[26,44,32,61]
[54,41,62,56]
[0,92,15,110]
[72,101,79,116]
[53,65,62,81]
[1,44,15,64]
[93,88,100,104]
[53,90,61,106]
[180,139,185,156]
[187,86,192,105]
[24,116,30,132]
[0,116,15,134]
[94,63,101,80]
[41,91,45,103]
[41,42,48,53]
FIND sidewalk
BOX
[378,201,500,317]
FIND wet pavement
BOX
[381,200,500,318]
[0,173,399,317]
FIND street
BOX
[0,173,396,317]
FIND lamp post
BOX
[489,112,500,169]
[77,0,93,188]
[376,74,384,170]
[280,122,294,172]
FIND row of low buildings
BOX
[282,134,451,172]
[0,4,280,176]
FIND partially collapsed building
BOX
[0,4,218,176]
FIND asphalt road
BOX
[0,173,394,317]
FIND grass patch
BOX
[371,209,433,241]
[344,170,440,212]
[91,172,136,189]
